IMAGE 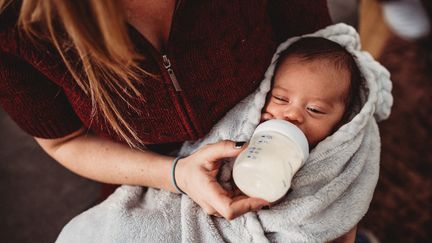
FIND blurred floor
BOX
[357,1,432,242]
[359,35,432,242]
[0,108,100,242]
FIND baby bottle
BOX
[233,119,309,202]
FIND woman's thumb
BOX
[203,140,247,160]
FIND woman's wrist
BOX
[139,153,179,192]
[171,156,186,194]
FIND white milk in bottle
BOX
[233,119,309,202]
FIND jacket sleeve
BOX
[0,51,83,138]
[268,0,333,42]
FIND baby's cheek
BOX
[303,126,325,147]
[312,126,335,145]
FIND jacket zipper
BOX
[162,54,182,92]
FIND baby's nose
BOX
[260,112,274,122]
[282,106,305,124]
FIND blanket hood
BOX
[269,23,393,121]
[250,23,394,147]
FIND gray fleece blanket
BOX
[56,23,393,243]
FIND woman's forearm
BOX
[34,128,177,192]
[35,130,269,220]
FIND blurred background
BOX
[1,0,431,242]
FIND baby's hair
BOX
[275,37,364,123]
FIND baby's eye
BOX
[273,96,289,103]
[307,107,325,114]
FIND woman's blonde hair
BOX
[1,0,149,148]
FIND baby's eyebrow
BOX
[271,86,341,107]
[272,85,289,92]
[305,97,338,109]
[310,96,331,103]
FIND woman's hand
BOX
[175,140,269,220]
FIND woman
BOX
[0,0,356,241]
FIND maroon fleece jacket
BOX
[0,0,331,146]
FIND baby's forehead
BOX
[280,55,351,81]
[273,57,351,99]
[277,55,351,78]
[279,55,348,69]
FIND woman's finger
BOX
[211,212,222,218]
[204,177,268,220]
[229,195,270,214]
[222,195,268,220]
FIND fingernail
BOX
[234,141,246,149]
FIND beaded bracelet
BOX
[171,156,186,194]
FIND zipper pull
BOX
[162,55,182,92]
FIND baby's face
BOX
[261,56,350,147]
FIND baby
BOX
[261,36,363,148]
[229,36,365,201]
